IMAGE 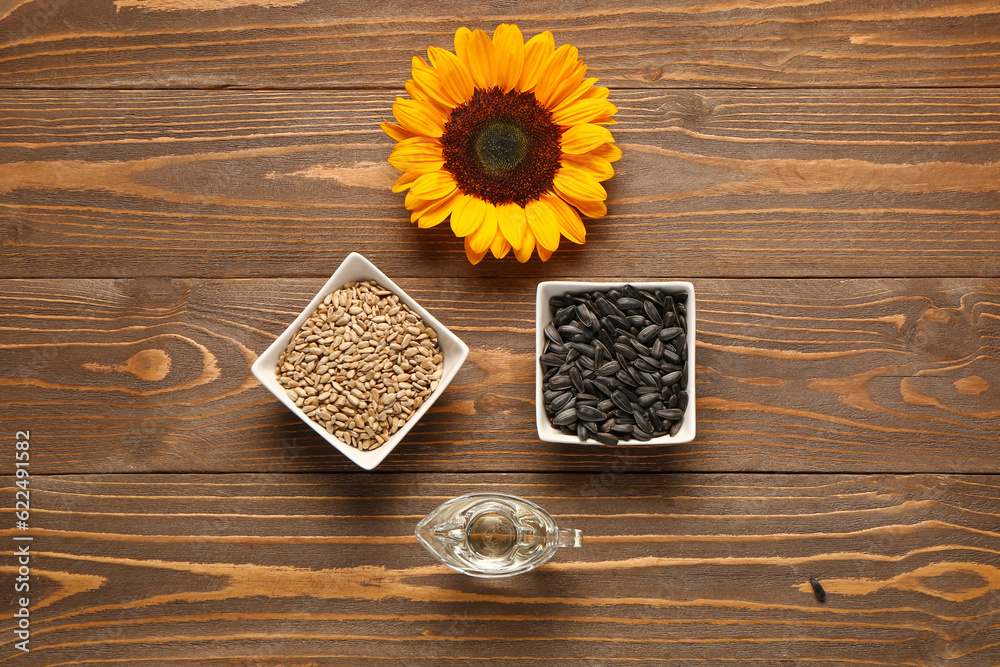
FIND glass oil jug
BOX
[415,493,583,577]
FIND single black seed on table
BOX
[809,577,827,602]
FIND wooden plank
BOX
[2,0,1000,89]
[1,89,998,279]
[2,473,998,665]
[1,277,997,474]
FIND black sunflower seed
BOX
[676,393,689,411]
[558,324,584,338]
[549,391,573,411]
[578,355,596,371]
[613,343,638,360]
[549,296,568,310]
[616,297,642,311]
[610,422,634,434]
[611,390,632,412]
[629,339,652,356]
[661,349,682,365]
[633,409,651,433]
[649,410,663,431]
[544,322,563,344]
[637,392,660,409]
[576,303,597,330]
[644,300,662,325]
[626,315,647,328]
[578,405,607,422]
[607,314,630,331]
[567,342,595,357]
[555,306,576,326]
[650,338,664,360]
[631,427,652,441]
[597,398,616,412]
[569,367,585,393]
[658,326,683,341]
[668,394,678,409]
[594,297,617,317]
[637,324,660,345]
[621,285,643,300]
[657,408,685,420]
[661,371,683,387]
[809,577,827,602]
[548,374,572,391]
[593,432,619,446]
[552,407,578,426]
[669,420,683,437]
[615,369,636,387]
[597,360,620,376]
[577,422,589,441]
[539,353,564,367]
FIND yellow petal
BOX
[410,56,454,109]
[581,86,610,100]
[593,116,617,125]
[405,79,449,117]
[561,193,607,219]
[389,137,445,174]
[543,191,586,243]
[490,230,512,259]
[561,153,614,181]
[428,46,474,106]
[496,202,527,249]
[553,165,607,201]
[392,98,445,138]
[454,27,473,71]
[524,197,560,252]
[414,190,461,228]
[551,77,599,112]
[381,121,415,142]
[410,170,458,200]
[591,142,623,162]
[560,123,614,154]
[537,245,553,262]
[517,30,554,91]
[547,61,588,110]
[513,224,535,263]
[468,202,498,253]
[450,194,486,237]
[464,235,489,265]
[551,99,617,127]
[466,29,497,90]
[392,171,420,193]
[534,44,579,107]
[492,23,524,92]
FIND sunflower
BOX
[381,24,620,264]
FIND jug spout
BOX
[558,528,583,548]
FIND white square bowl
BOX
[252,252,469,470]
[535,281,696,446]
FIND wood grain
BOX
[2,473,999,665]
[2,0,1000,89]
[1,90,998,279]
[1,277,996,474]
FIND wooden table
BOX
[2,1,999,664]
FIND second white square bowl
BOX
[535,280,696,446]
[251,253,469,470]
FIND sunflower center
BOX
[474,122,529,175]
[441,87,561,207]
